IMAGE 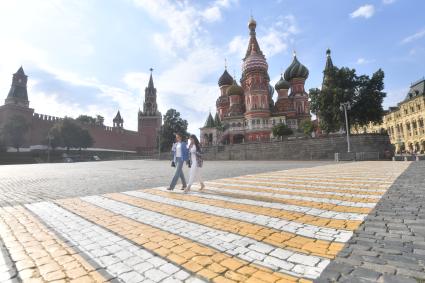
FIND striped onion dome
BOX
[242,43,268,74]
[275,75,290,90]
[284,54,309,81]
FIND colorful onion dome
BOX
[226,80,244,96]
[284,53,309,81]
[218,69,233,87]
[242,43,268,74]
[275,75,290,90]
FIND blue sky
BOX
[0,0,424,135]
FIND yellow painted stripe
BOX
[205,182,379,204]
[56,198,306,283]
[241,176,392,187]
[106,192,343,259]
[196,189,372,214]
[144,189,362,231]
[222,179,386,196]
[0,205,107,282]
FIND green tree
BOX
[47,118,94,151]
[272,123,293,138]
[3,115,29,152]
[160,109,189,151]
[299,119,315,135]
[77,128,94,150]
[45,124,63,150]
[309,66,386,133]
[351,69,386,127]
[76,115,96,124]
[95,115,104,126]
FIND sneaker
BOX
[166,187,174,191]
[181,186,187,190]
[184,186,191,193]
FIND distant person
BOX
[167,133,188,191]
[185,135,205,193]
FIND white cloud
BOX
[356,57,374,65]
[202,6,222,22]
[401,28,425,44]
[133,0,237,54]
[227,15,298,59]
[122,45,223,134]
[382,0,395,4]
[350,4,375,19]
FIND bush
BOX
[272,123,293,138]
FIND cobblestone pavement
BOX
[0,160,334,206]
[0,161,414,282]
[317,161,425,283]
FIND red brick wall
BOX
[1,106,158,152]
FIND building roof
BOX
[226,80,244,96]
[113,110,123,122]
[218,69,234,87]
[204,112,215,128]
[404,79,424,102]
[284,53,309,81]
[275,75,290,90]
[325,49,334,72]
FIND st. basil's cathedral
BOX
[201,17,310,145]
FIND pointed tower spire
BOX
[5,66,29,107]
[141,67,158,116]
[148,68,154,89]
[244,16,263,58]
[325,49,334,71]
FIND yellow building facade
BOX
[352,79,425,154]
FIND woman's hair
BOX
[190,134,201,152]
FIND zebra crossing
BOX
[0,161,409,282]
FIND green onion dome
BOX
[275,75,290,90]
[284,54,309,81]
[226,80,244,96]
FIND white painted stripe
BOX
[210,180,383,198]
[26,202,200,283]
[204,184,377,208]
[255,173,397,182]
[232,177,389,191]
[83,196,330,279]
[0,238,15,282]
[241,176,392,185]
[154,187,366,221]
[124,190,353,242]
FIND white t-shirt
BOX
[175,142,182,157]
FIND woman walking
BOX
[185,135,205,193]
[167,133,189,191]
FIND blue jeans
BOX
[170,157,186,189]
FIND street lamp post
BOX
[47,134,52,163]
[340,101,351,153]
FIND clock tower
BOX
[138,68,162,149]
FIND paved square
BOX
[0,161,420,282]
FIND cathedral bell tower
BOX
[138,68,162,149]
